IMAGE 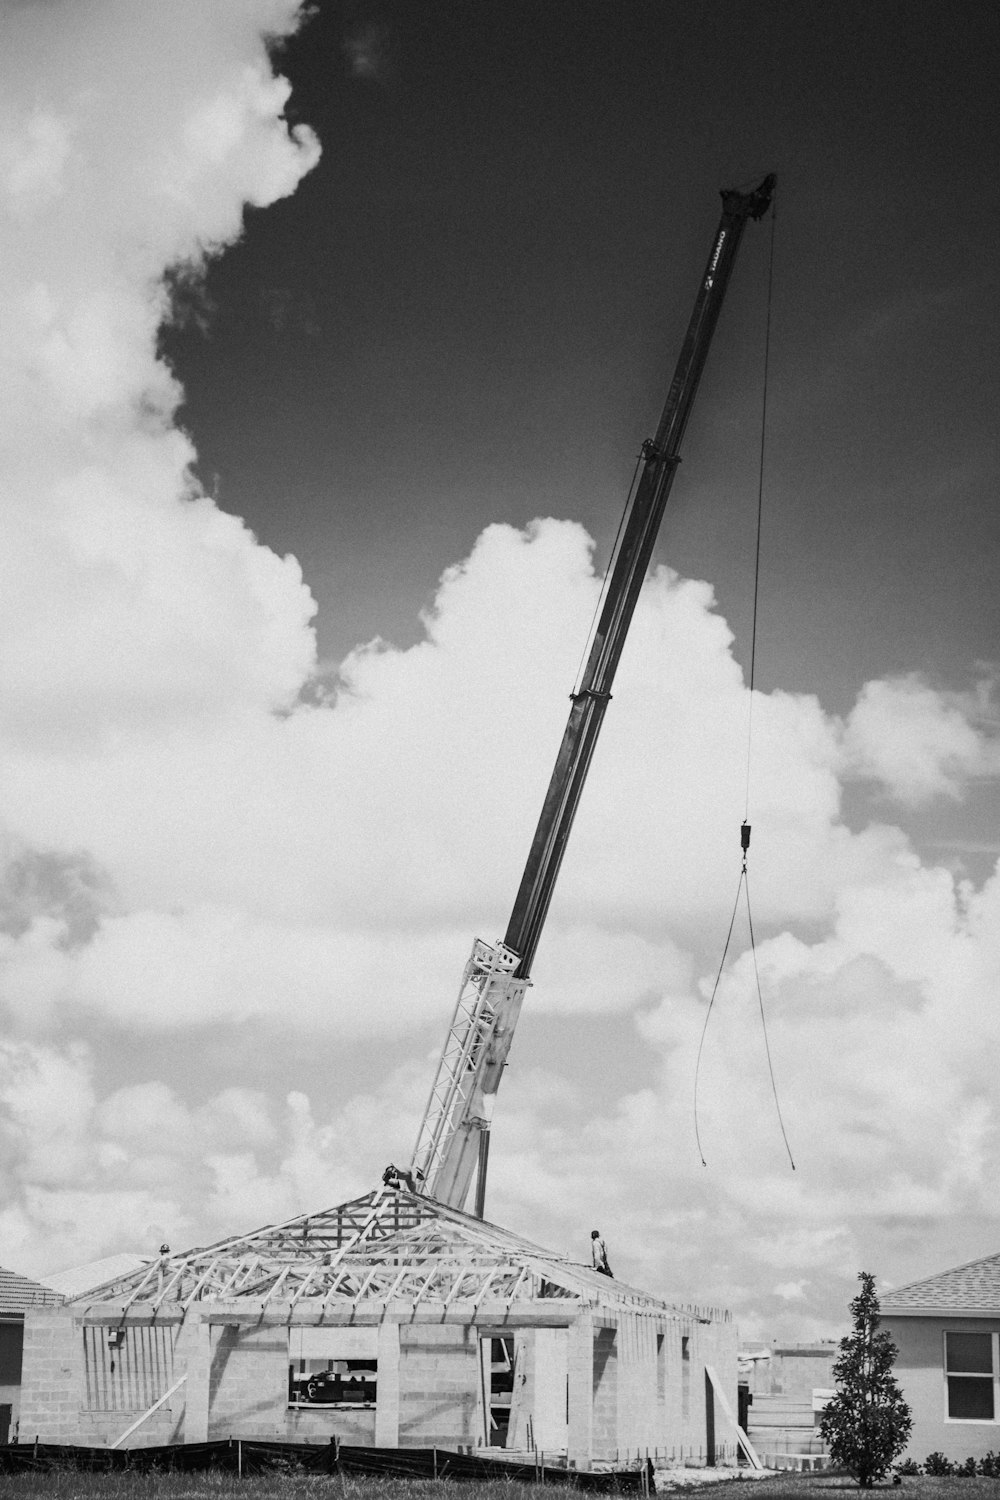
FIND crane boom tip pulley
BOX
[722,173,776,221]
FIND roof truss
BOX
[73,1187,678,1317]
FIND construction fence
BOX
[0,1438,647,1490]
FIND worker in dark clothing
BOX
[591,1229,613,1277]
[382,1163,417,1193]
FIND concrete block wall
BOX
[613,1312,660,1459]
[591,1325,618,1458]
[530,1327,569,1452]
[505,1328,533,1451]
[656,1317,688,1457]
[75,1397,183,1447]
[207,1324,288,1441]
[25,1314,381,1449]
[506,1326,570,1454]
[398,1324,480,1448]
[19,1300,737,1462]
[19,1310,182,1448]
[769,1348,838,1396]
[567,1311,594,1467]
[23,1313,476,1451]
[696,1313,739,1464]
[586,1309,738,1465]
[20,1309,84,1445]
[209,1323,379,1446]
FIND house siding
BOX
[885,1314,1000,1464]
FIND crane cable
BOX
[693,197,795,1171]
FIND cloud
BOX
[0,846,115,947]
[0,1039,426,1279]
[1,0,1000,1346]
[0,0,320,758]
[0,529,947,1037]
[0,108,72,211]
[844,674,1000,804]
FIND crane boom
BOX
[410,174,776,1215]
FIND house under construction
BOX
[20,1187,737,1466]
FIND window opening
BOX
[682,1334,691,1422]
[83,1326,175,1412]
[0,1323,23,1386]
[288,1327,377,1408]
[481,1336,515,1447]
[946,1331,997,1422]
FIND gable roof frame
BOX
[70,1185,728,1325]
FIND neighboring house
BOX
[20,1186,739,1466]
[0,1266,64,1444]
[37,1255,150,1301]
[737,1342,837,1464]
[739,1341,838,1397]
[882,1253,1000,1463]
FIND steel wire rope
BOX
[693,865,744,1168]
[693,194,795,1170]
[745,864,795,1168]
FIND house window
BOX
[945,1331,998,1421]
[288,1327,377,1408]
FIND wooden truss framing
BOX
[71,1187,716,1321]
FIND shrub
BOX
[923,1452,954,1476]
[894,1458,921,1475]
[979,1451,1000,1477]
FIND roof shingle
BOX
[882,1253,1000,1314]
[0,1265,64,1314]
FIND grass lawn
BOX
[694,1479,1000,1500]
[2,1476,1000,1500]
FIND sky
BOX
[0,0,998,1344]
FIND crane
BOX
[407,174,776,1217]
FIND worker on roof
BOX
[382,1163,417,1193]
[590,1229,613,1278]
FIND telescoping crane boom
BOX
[408,174,776,1217]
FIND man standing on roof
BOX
[591,1229,612,1277]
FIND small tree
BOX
[820,1271,912,1487]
